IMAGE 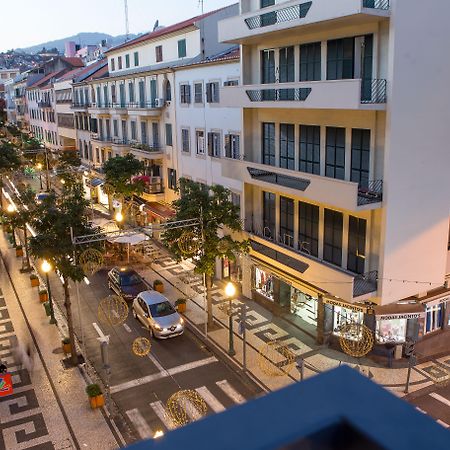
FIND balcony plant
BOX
[86,383,104,409]
[175,298,187,313]
[62,337,72,354]
[153,279,164,293]
[30,273,39,287]
[38,289,48,302]
[15,245,23,257]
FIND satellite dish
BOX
[153,20,159,32]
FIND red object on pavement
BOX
[0,373,13,397]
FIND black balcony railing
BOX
[91,102,113,109]
[357,180,383,206]
[91,134,112,143]
[143,182,164,195]
[126,101,160,109]
[38,100,51,108]
[112,138,130,145]
[245,1,312,29]
[247,167,311,192]
[130,143,162,153]
[362,0,390,10]
[71,102,89,109]
[246,88,312,102]
[353,271,378,297]
[361,79,387,104]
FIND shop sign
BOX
[376,313,425,320]
[0,373,13,397]
[323,298,367,313]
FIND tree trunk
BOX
[23,226,30,271]
[107,194,113,212]
[63,276,78,366]
[205,274,214,329]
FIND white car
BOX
[132,291,184,339]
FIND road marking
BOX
[437,419,449,428]
[415,406,427,414]
[195,386,226,413]
[150,401,176,430]
[216,380,246,404]
[429,392,450,407]
[147,353,167,374]
[126,408,154,439]
[111,356,218,394]
[123,323,132,333]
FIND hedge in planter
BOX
[30,274,39,287]
[175,298,187,313]
[153,279,164,293]
[62,337,72,354]
[86,383,105,409]
[38,289,48,302]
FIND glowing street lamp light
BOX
[36,162,44,190]
[115,211,124,223]
[225,281,237,356]
[41,259,57,325]
[6,204,17,247]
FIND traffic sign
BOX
[0,373,13,397]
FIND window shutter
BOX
[225,134,230,158]
[187,85,191,103]
[206,83,211,103]
[207,133,213,156]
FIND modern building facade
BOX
[218,0,450,352]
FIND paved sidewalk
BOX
[0,232,124,450]
[130,241,448,398]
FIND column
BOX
[317,295,333,345]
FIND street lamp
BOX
[225,281,236,356]
[36,162,43,190]
[41,259,57,325]
[6,204,17,247]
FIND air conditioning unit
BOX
[154,98,165,108]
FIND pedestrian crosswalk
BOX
[126,379,249,439]
[414,392,450,429]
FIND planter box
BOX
[62,343,72,354]
[89,394,105,409]
[39,292,48,302]
[154,284,164,293]
[176,303,186,313]
[15,247,23,257]
[30,278,39,287]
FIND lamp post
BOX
[42,260,57,325]
[36,163,43,190]
[225,281,236,357]
[40,144,50,191]
[6,204,17,247]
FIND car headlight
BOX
[179,318,184,325]
[153,324,162,331]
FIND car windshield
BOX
[149,301,175,318]
[119,273,142,286]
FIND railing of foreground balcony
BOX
[130,143,162,153]
[90,102,113,109]
[357,180,383,206]
[361,79,387,104]
[126,101,161,109]
[112,138,130,145]
[246,88,312,102]
[362,0,390,10]
[71,102,90,108]
[143,182,164,194]
[247,167,311,191]
[91,134,112,143]
[38,100,51,108]
[353,270,378,297]
[245,1,312,30]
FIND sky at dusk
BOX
[0,0,235,52]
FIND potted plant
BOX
[30,273,39,287]
[86,383,104,409]
[175,298,187,313]
[15,245,23,257]
[62,337,71,354]
[38,288,48,302]
[153,279,164,293]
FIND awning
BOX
[89,177,104,188]
[145,202,176,220]
[374,302,426,320]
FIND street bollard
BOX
[404,354,416,394]
[296,357,305,381]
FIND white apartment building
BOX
[218,0,450,353]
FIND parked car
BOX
[35,192,50,204]
[132,290,184,339]
[107,267,149,302]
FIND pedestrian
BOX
[0,361,7,374]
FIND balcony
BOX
[221,158,382,211]
[90,133,112,144]
[89,102,113,115]
[219,0,390,44]
[38,100,51,108]
[139,180,165,202]
[245,219,377,301]
[71,102,89,110]
[130,143,164,159]
[220,79,386,111]
[126,101,163,117]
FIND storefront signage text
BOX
[323,298,367,313]
[376,313,424,320]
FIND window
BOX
[279,47,295,83]
[155,45,163,63]
[181,128,190,153]
[111,84,116,103]
[298,201,319,257]
[168,168,177,190]
[125,54,130,68]
[206,82,219,103]
[225,134,240,159]
[96,86,101,106]
[118,56,123,70]
[348,216,366,274]
[351,129,370,189]
[208,132,221,157]
[178,39,187,58]
[224,79,239,87]
[113,119,118,137]
[128,82,135,103]
[138,80,145,107]
[261,0,275,7]
[196,130,205,155]
[299,125,320,174]
[279,196,294,248]
[280,124,295,170]
[261,49,276,84]
[300,42,321,81]
[426,304,444,334]
[103,85,108,105]
[111,58,115,71]
[327,37,355,80]
[194,83,203,103]
[180,84,191,104]
[325,127,345,180]
[231,192,240,212]
[263,192,276,239]
[131,121,137,141]
[262,122,275,166]
[141,122,147,144]
[119,84,125,107]
[260,0,276,26]
[152,122,159,146]
[121,120,127,140]
[324,209,343,266]
[165,123,173,146]
[165,80,171,101]
[134,51,139,67]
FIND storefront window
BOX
[254,267,274,301]
[426,304,443,334]
[376,318,407,343]
[333,306,363,334]
[291,289,318,326]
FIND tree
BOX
[57,150,82,187]
[162,178,249,328]
[29,181,99,366]
[103,154,144,215]
[0,142,22,210]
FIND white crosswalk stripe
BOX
[437,419,449,428]
[429,392,450,407]
[216,380,246,404]
[195,386,226,413]
[126,408,154,439]
[150,401,176,430]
